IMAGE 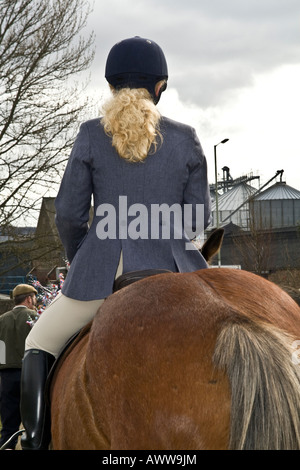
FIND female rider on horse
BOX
[20,36,212,450]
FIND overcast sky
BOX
[83,0,300,191]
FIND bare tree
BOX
[231,203,273,274]
[0,0,95,228]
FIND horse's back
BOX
[51,269,300,450]
[51,270,233,449]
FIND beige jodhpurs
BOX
[25,253,123,358]
[25,294,104,357]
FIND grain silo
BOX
[251,182,300,229]
[211,181,257,229]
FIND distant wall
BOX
[212,226,300,272]
[0,297,14,315]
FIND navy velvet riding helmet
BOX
[105,36,168,104]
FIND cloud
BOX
[158,62,300,189]
[87,0,300,108]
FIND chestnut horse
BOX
[50,235,300,450]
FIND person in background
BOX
[20,36,212,450]
[0,284,37,449]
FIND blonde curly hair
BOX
[101,87,163,162]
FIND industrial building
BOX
[208,169,300,275]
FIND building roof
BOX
[211,182,257,211]
[35,197,57,238]
[253,182,300,201]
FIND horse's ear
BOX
[200,228,225,263]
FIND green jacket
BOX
[0,306,37,369]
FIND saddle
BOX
[113,268,172,292]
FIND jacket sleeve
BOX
[182,127,212,238]
[55,123,93,263]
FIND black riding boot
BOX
[20,349,55,450]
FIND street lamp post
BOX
[214,138,229,266]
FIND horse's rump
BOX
[51,269,300,450]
